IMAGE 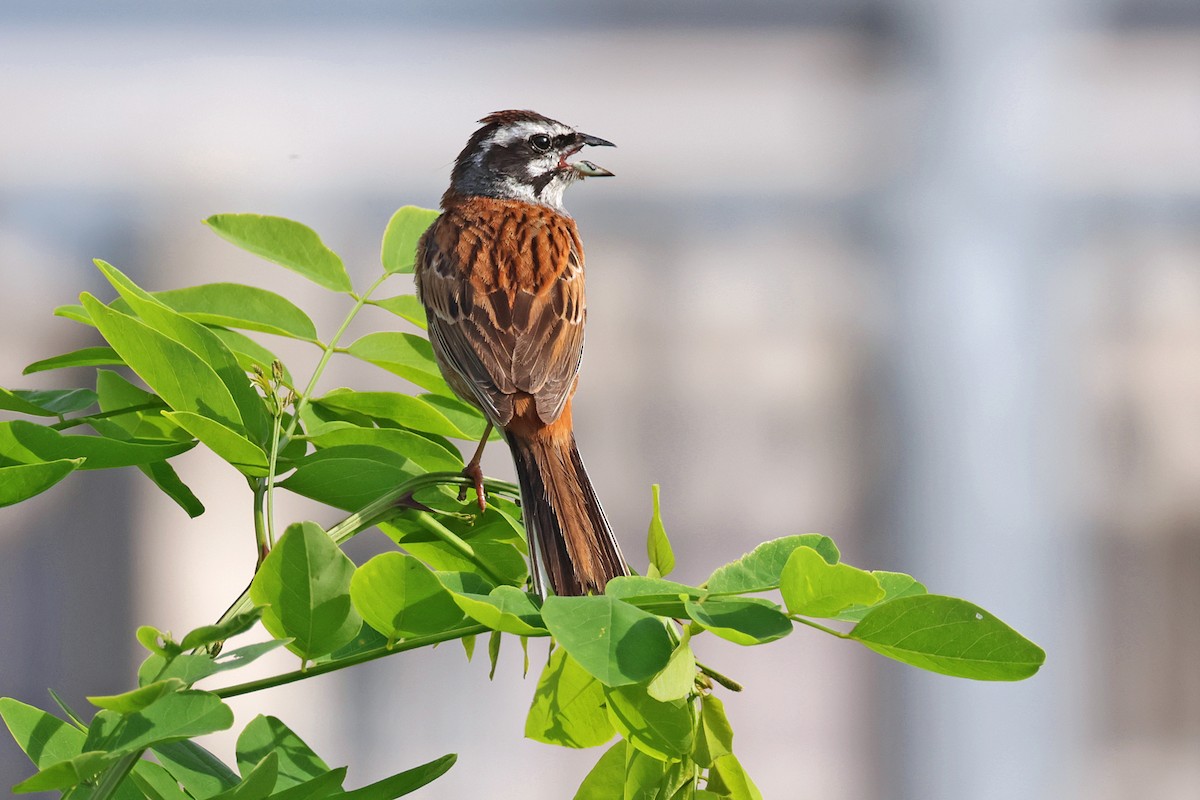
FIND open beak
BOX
[572,159,614,178]
[571,132,616,177]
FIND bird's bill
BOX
[572,159,614,178]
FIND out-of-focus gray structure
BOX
[3,2,1199,798]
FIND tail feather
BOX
[506,431,627,596]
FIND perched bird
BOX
[414,110,627,597]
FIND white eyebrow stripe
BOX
[487,121,573,148]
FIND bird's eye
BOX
[529,133,552,152]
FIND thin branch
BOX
[790,615,852,639]
[49,402,166,431]
[214,624,491,699]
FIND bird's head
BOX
[446,110,615,211]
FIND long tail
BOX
[506,429,627,596]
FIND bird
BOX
[414,110,628,597]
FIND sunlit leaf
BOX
[705,534,840,595]
[380,206,440,275]
[150,283,319,342]
[205,214,353,293]
[250,521,362,662]
[163,412,269,476]
[0,420,194,470]
[525,648,615,748]
[603,684,694,761]
[850,594,1046,680]
[0,458,84,507]
[778,546,884,618]
[834,571,928,622]
[344,332,452,395]
[236,715,331,791]
[541,596,673,687]
[370,294,428,330]
[350,552,466,642]
[646,484,674,578]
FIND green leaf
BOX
[236,716,330,791]
[53,302,93,324]
[140,460,206,518]
[82,293,247,432]
[94,370,185,441]
[92,690,234,754]
[849,594,1046,680]
[416,393,492,440]
[0,458,83,506]
[0,420,195,470]
[164,411,269,476]
[13,749,116,792]
[149,284,319,342]
[778,546,884,618]
[0,387,59,416]
[94,260,272,442]
[263,768,347,800]
[381,206,440,275]
[152,740,240,798]
[88,678,187,713]
[131,760,195,800]
[0,387,99,416]
[685,597,792,646]
[440,582,547,636]
[23,346,124,374]
[834,571,928,622]
[603,684,694,761]
[139,640,288,688]
[178,608,265,652]
[623,746,670,800]
[339,753,456,799]
[315,391,476,439]
[646,639,696,702]
[344,332,452,395]
[211,751,278,800]
[705,534,840,595]
[605,576,703,619]
[250,521,362,662]
[541,596,674,687]
[525,647,616,748]
[350,552,467,642]
[707,754,762,800]
[206,214,353,293]
[487,629,503,679]
[278,446,421,511]
[305,423,462,472]
[693,694,733,768]
[0,698,86,769]
[386,520,529,588]
[210,328,295,385]
[370,295,428,330]
[572,741,626,800]
[646,484,674,578]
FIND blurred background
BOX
[2,1,1199,798]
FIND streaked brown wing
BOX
[416,204,586,427]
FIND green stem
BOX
[265,412,283,547]
[790,615,851,639]
[214,473,521,627]
[283,270,391,442]
[89,750,143,800]
[214,623,490,699]
[411,511,507,586]
[696,660,743,692]
[50,401,166,431]
[251,480,269,568]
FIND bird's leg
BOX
[459,421,493,511]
